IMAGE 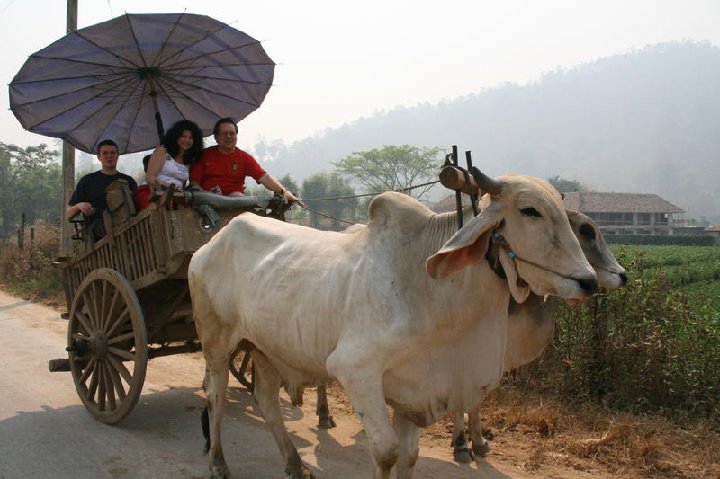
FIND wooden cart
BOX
[49,182,289,424]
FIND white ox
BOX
[189,173,598,479]
[450,209,627,461]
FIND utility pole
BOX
[60,0,78,257]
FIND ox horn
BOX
[470,167,503,196]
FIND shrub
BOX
[512,250,720,423]
[0,221,63,302]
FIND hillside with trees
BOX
[255,41,720,223]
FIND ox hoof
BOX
[210,466,230,479]
[453,447,475,463]
[318,416,337,429]
[472,440,491,457]
[286,467,315,479]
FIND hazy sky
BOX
[1,0,719,153]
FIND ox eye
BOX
[579,223,596,240]
[520,207,542,218]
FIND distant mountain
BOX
[253,41,720,223]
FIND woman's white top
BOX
[155,153,189,189]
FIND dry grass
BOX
[322,382,720,479]
[475,387,720,478]
[0,222,64,307]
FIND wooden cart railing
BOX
[52,182,290,423]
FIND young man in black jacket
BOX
[66,139,137,240]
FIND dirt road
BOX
[1,290,548,479]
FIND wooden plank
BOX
[137,220,150,276]
[139,219,151,276]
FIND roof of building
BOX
[562,191,684,214]
[704,224,720,232]
[433,191,686,215]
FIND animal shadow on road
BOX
[222,384,516,478]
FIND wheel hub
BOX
[89,330,108,358]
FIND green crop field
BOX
[611,245,720,310]
[522,243,720,420]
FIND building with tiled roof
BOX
[562,192,684,235]
[433,191,687,236]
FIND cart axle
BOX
[48,358,70,372]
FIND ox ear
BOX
[426,211,499,279]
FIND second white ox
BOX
[450,209,627,461]
[189,173,598,479]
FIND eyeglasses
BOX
[218,131,237,137]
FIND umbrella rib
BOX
[19,54,139,74]
[11,74,136,108]
[163,71,273,86]
[12,70,137,86]
[159,76,265,109]
[162,60,275,74]
[22,78,139,134]
[153,78,220,120]
[155,18,233,69]
[118,80,152,154]
[124,13,151,68]
[73,28,143,68]
[151,12,189,66]
[97,79,151,153]
[166,40,273,70]
[150,12,181,66]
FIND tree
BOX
[547,175,588,193]
[334,145,441,199]
[0,143,61,237]
[301,172,357,230]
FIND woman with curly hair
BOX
[135,119,204,209]
[147,119,203,189]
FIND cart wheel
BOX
[67,268,147,424]
[229,343,255,393]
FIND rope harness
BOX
[298,180,441,227]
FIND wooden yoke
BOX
[439,165,480,195]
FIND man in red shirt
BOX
[189,118,303,206]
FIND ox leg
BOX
[451,412,474,463]
[316,384,336,429]
[251,350,314,479]
[327,364,399,479]
[203,354,231,478]
[467,407,491,457]
[393,413,420,479]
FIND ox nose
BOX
[619,272,628,286]
[578,278,598,295]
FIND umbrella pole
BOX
[147,74,164,145]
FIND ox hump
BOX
[368,192,434,231]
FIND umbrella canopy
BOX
[9,13,275,154]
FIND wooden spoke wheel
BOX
[229,343,255,393]
[67,269,147,424]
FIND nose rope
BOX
[491,229,590,282]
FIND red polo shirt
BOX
[190,146,266,195]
